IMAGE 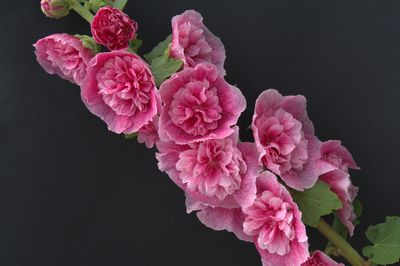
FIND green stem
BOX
[317,218,366,266]
[68,0,94,23]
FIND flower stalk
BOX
[68,0,94,23]
[316,218,367,266]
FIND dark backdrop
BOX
[1,1,400,265]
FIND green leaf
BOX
[291,181,342,227]
[129,38,143,53]
[363,216,400,265]
[124,132,138,139]
[144,35,172,63]
[112,0,128,9]
[150,55,182,87]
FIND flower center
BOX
[256,108,308,173]
[178,22,212,66]
[176,138,246,199]
[97,55,153,116]
[243,191,295,256]
[169,79,222,136]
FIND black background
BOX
[1,1,400,265]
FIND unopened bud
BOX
[41,0,70,19]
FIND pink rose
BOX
[170,10,226,75]
[159,63,246,144]
[156,127,261,209]
[81,51,160,134]
[252,89,333,191]
[319,140,360,235]
[191,171,309,266]
[137,116,160,148]
[302,250,344,266]
[33,33,94,85]
[91,6,138,51]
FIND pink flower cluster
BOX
[34,6,359,265]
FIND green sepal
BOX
[353,199,363,226]
[363,216,400,265]
[75,35,101,54]
[150,54,182,87]
[291,181,342,227]
[124,132,138,139]
[104,0,128,9]
[144,35,172,63]
[83,0,106,13]
[129,38,143,53]
[143,35,182,86]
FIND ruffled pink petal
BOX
[233,142,262,208]
[170,10,226,74]
[81,51,160,134]
[258,240,309,266]
[302,250,345,266]
[33,33,94,85]
[193,202,253,242]
[320,170,358,236]
[252,89,325,191]
[159,63,245,144]
[244,172,309,265]
[321,140,360,171]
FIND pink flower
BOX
[33,33,94,85]
[81,51,160,134]
[252,89,334,191]
[156,127,261,209]
[320,140,359,236]
[244,172,309,266]
[159,63,246,144]
[170,10,226,75]
[302,250,344,266]
[137,116,160,148]
[191,171,309,266]
[91,6,138,51]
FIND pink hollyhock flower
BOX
[319,140,360,235]
[190,171,309,266]
[170,10,226,75]
[244,172,309,266]
[137,116,160,148]
[302,250,344,266]
[159,63,246,144]
[81,51,160,134]
[252,89,334,190]
[91,6,138,51]
[33,33,94,85]
[156,127,261,209]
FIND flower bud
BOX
[41,0,70,19]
